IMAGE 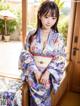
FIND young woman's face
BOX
[40,12,57,30]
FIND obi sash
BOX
[33,54,52,68]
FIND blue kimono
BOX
[19,29,67,106]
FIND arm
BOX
[40,34,67,91]
[47,34,67,92]
[47,53,66,82]
[18,31,40,81]
[47,34,67,82]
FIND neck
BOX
[41,28,51,35]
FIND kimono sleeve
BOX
[18,31,38,77]
[47,34,67,92]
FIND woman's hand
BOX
[34,70,42,82]
[39,71,50,86]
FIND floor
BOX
[0,41,22,78]
[57,91,80,106]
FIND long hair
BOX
[29,1,59,43]
[37,1,59,32]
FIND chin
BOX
[45,27,51,30]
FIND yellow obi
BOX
[33,55,52,68]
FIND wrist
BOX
[45,70,50,75]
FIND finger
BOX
[39,78,43,84]
[36,77,39,83]
[40,78,45,84]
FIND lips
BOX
[46,24,51,27]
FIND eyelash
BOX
[45,16,48,18]
[45,16,56,20]
[52,17,56,20]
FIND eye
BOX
[52,17,57,20]
[45,16,49,18]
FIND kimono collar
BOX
[36,28,58,43]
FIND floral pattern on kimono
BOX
[19,29,67,106]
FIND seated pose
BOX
[19,1,67,106]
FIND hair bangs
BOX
[44,9,57,18]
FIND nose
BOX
[47,17,52,24]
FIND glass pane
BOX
[0,0,22,78]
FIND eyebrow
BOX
[44,12,57,17]
[44,14,57,18]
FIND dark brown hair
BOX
[37,1,59,31]
[29,1,59,44]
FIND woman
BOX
[19,1,67,106]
